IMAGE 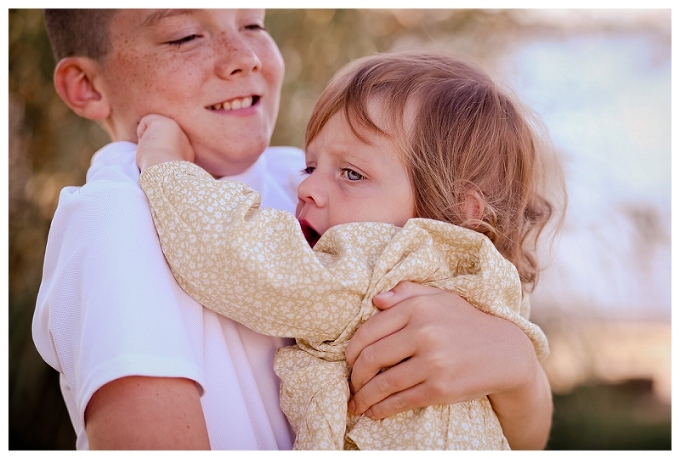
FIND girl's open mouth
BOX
[299,220,321,248]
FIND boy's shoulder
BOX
[262,145,305,166]
[260,146,305,208]
[262,145,305,180]
[51,141,144,222]
[87,141,139,184]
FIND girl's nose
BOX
[297,172,326,208]
[214,32,262,78]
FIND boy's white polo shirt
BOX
[32,141,305,450]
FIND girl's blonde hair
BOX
[305,51,565,291]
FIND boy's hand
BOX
[345,281,551,450]
[136,114,195,172]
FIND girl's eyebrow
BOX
[142,9,197,28]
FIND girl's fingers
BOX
[136,116,151,139]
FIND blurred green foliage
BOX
[8,8,671,450]
[9,8,107,450]
[548,379,671,450]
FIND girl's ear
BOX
[53,57,111,121]
[462,190,484,222]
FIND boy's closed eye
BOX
[164,21,264,47]
[244,23,266,31]
[167,34,201,47]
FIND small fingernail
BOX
[348,399,356,414]
[365,408,375,419]
[375,290,394,298]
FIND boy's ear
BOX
[53,57,111,121]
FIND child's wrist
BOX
[138,149,184,172]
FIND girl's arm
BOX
[345,281,552,450]
[136,115,351,341]
[136,114,196,172]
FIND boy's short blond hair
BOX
[43,9,118,62]
[306,51,565,290]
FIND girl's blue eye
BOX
[343,168,364,181]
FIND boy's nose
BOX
[297,173,326,208]
[214,33,261,78]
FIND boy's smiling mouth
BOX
[207,95,260,111]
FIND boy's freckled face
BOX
[99,9,284,177]
[296,109,416,247]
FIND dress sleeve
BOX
[139,162,353,341]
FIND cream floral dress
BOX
[139,161,549,450]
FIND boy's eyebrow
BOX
[141,9,198,27]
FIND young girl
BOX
[136,51,563,450]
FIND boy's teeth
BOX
[210,96,253,111]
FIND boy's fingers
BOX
[349,358,424,417]
[345,302,409,368]
[349,318,415,393]
[363,383,428,420]
[351,282,438,367]
[372,281,440,310]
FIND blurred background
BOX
[8,9,671,450]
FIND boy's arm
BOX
[32,146,215,451]
[346,282,552,449]
[86,376,210,450]
[487,356,552,450]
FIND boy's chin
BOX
[193,148,265,177]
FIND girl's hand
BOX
[345,281,552,449]
[136,114,195,172]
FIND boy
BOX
[32,9,552,450]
